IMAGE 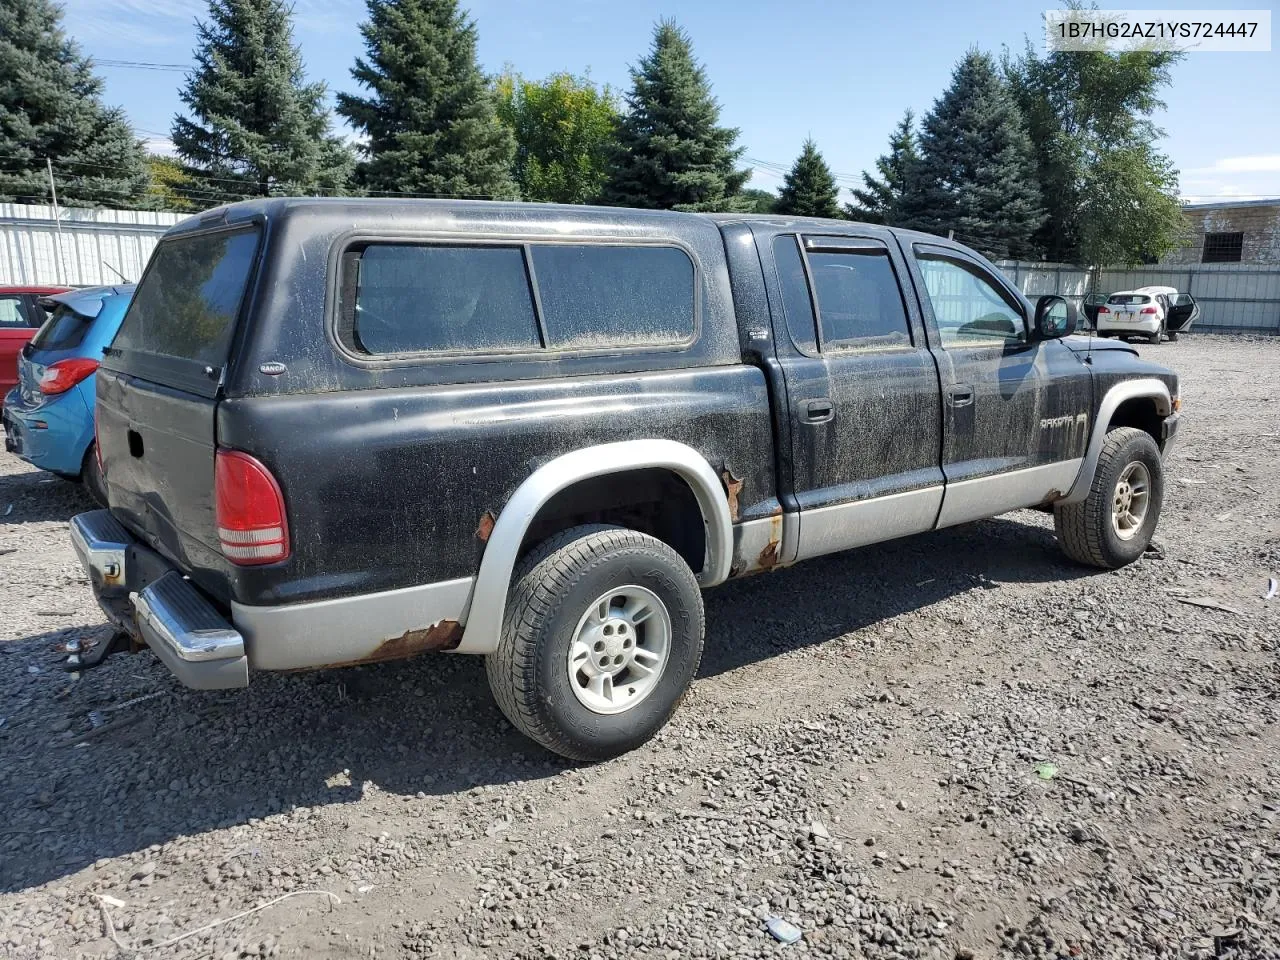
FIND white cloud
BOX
[1188,155,1280,175]
[141,137,177,157]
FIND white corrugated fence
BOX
[0,203,188,287]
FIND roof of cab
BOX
[166,196,717,239]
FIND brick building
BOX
[1162,198,1280,265]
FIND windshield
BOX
[30,303,94,351]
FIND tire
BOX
[486,524,705,761]
[1054,426,1163,569]
[1167,330,1179,342]
[82,444,107,506]
[1147,326,1161,344]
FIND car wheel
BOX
[486,524,705,761]
[1054,426,1163,569]
[1147,326,1161,344]
[82,444,107,506]
[1168,330,1179,342]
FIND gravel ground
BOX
[1,334,1278,960]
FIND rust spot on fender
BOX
[721,469,744,522]
[317,620,463,669]
[475,510,496,543]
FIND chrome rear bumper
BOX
[69,511,248,689]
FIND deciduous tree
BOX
[495,71,618,204]
[1005,8,1184,264]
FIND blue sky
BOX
[64,0,1280,203]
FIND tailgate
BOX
[97,369,223,582]
[97,224,262,598]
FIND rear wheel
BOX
[1167,330,1179,342]
[81,444,106,506]
[486,524,705,761]
[1054,426,1163,568]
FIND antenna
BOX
[102,261,129,283]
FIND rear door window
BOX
[346,244,540,355]
[804,244,912,350]
[530,244,695,349]
[30,304,94,351]
[110,226,260,387]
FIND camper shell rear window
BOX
[106,225,261,396]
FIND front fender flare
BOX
[1061,378,1171,504]
[454,439,733,654]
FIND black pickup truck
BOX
[69,199,1180,760]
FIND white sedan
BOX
[1093,286,1199,343]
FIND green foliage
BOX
[845,111,918,225]
[1005,7,1184,265]
[495,71,619,204]
[338,0,517,200]
[1078,144,1186,265]
[775,139,841,219]
[602,20,749,212]
[144,156,201,212]
[903,50,1044,259]
[739,188,778,214]
[172,0,353,202]
[0,0,149,207]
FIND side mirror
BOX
[1034,295,1077,339]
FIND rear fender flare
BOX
[454,439,733,654]
[1061,378,1171,504]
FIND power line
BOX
[94,59,189,72]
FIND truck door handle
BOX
[802,399,834,423]
[947,385,974,408]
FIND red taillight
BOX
[1140,306,1158,315]
[1097,306,1110,314]
[215,450,289,565]
[38,358,99,395]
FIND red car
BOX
[1,285,71,403]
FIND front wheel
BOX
[486,524,705,761]
[1054,426,1164,568]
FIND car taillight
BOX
[38,358,99,395]
[215,449,289,565]
[1140,306,1158,315]
[1097,306,1110,314]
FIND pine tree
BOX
[172,0,352,202]
[903,51,1044,259]
[338,0,517,200]
[775,139,841,219]
[0,0,149,207]
[845,111,919,224]
[602,20,749,211]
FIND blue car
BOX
[2,284,135,503]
